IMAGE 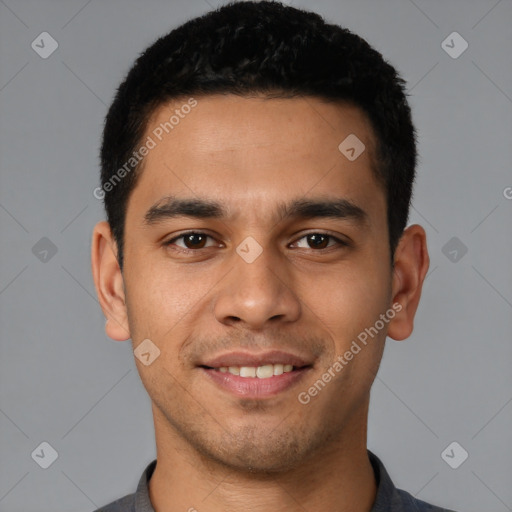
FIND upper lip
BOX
[200,350,313,368]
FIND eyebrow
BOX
[144,195,368,226]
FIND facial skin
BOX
[92,95,429,512]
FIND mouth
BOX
[198,350,314,398]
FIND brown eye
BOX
[293,233,346,250]
[306,234,330,249]
[165,232,217,251]
[183,233,207,249]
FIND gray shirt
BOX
[93,450,457,512]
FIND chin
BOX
[201,426,322,475]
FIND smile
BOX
[207,363,295,378]
[200,364,312,398]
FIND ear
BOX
[387,224,430,341]
[91,221,131,341]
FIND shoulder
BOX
[396,488,458,512]
[368,450,458,512]
[92,459,156,512]
[92,493,135,512]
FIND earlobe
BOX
[91,221,131,341]
[387,224,430,341]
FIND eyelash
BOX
[163,231,349,254]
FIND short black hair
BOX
[100,0,417,270]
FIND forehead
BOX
[128,94,385,224]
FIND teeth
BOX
[216,364,295,378]
[256,364,273,378]
[240,366,256,378]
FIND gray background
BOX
[1,0,511,511]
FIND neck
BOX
[148,406,377,512]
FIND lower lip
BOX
[201,367,311,399]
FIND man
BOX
[91,1,456,511]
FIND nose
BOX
[212,246,302,330]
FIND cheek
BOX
[123,255,214,342]
[308,268,389,401]
[304,264,390,343]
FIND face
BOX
[95,95,422,474]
